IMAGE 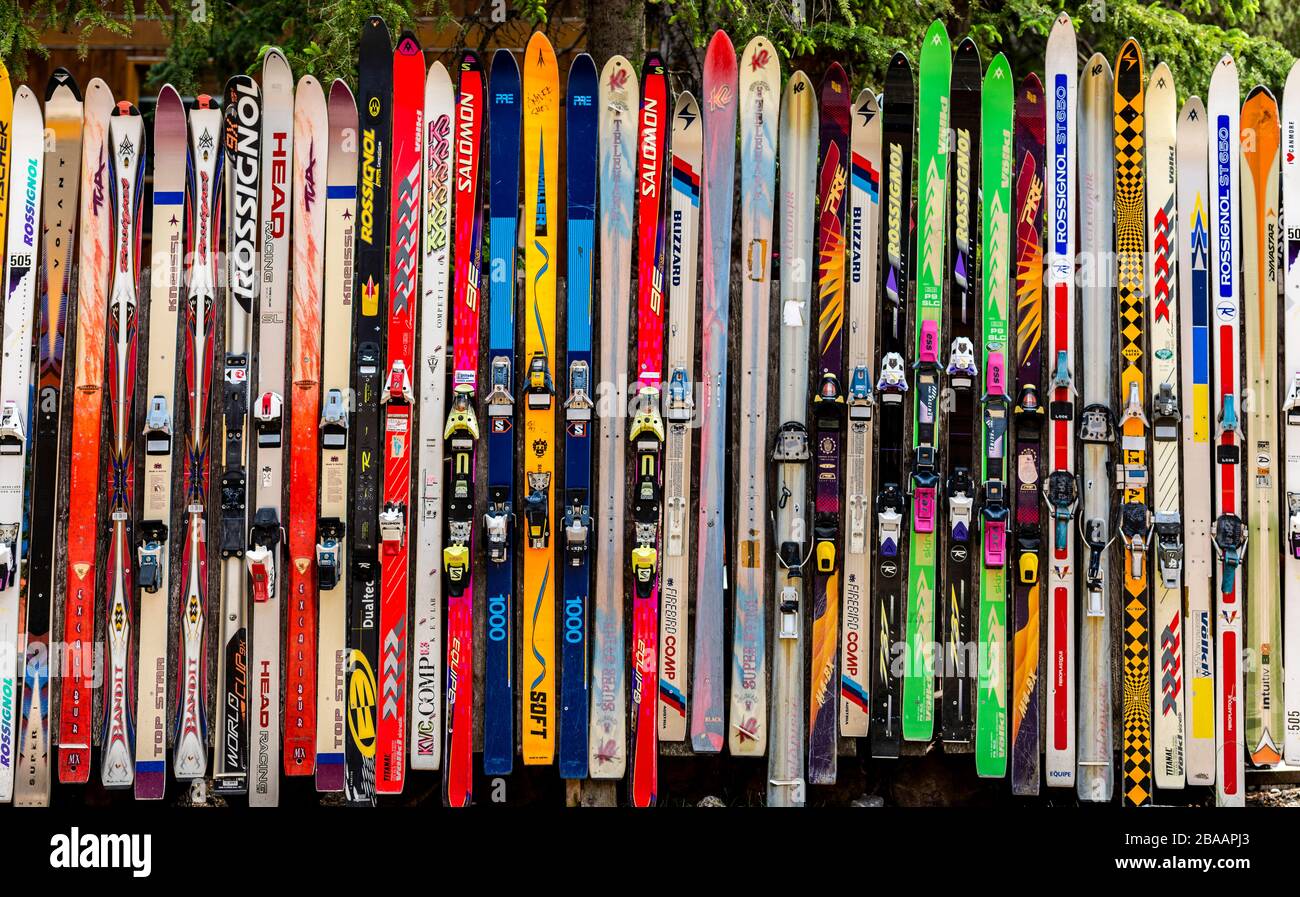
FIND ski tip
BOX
[491,46,519,79]
[1116,37,1143,71]
[600,55,634,96]
[642,50,666,74]
[133,769,166,801]
[923,18,949,46]
[1179,94,1205,124]
[888,50,913,77]
[525,29,556,63]
[46,66,81,102]
[365,14,391,42]
[956,35,980,62]
[262,45,290,76]
[397,30,422,55]
[460,48,483,72]
[157,82,181,107]
[822,61,848,96]
[1084,51,1113,82]
[1245,82,1277,104]
[854,88,879,115]
[1021,69,1043,95]
[705,29,736,70]
[295,73,324,101]
[328,76,355,108]
[568,51,597,84]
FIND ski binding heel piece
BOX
[946,337,977,385]
[1289,492,1300,559]
[877,487,905,558]
[0,529,14,589]
[1048,349,1075,421]
[1285,372,1300,424]
[143,396,173,455]
[814,514,838,574]
[911,446,937,533]
[1152,381,1179,441]
[631,545,657,598]
[778,585,800,639]
[315,517,344,591]
[1045,471,1078,551]
[946,470,974,542]
[1216,394,1240,464]
[1152,511,1183,588]
[848,363,874,421]
[876,352,909,399]
[136,521,168,593]
[379,502,406,553]
[487,356,514,418]
[1083,518,1108,615]
[525,352,555,410]
[564,359,593,420]
[981,479,1007,568]
[563,499,591,565]
[1120,502,1151,580]
[1212,514,1248,594]
[918,319,939,365]
[383,359,413,404]
[253,390,284,448]
[484,507,510,563]
[443,541,470,597]
[524,473,551,548]
[0,401,25,454]
[320,388,349,449]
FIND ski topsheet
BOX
[413,61,452,774]
[134,83,183,799]
[174,92,224,784]
[940,39,980,746]
[976,52,1013,779]
[1145,63,1186,788]
[842,88,879,739]
[0,84,40,803]
[659,90,699,745]
[560,52,597,777]
[61,77,113,787]
[483,47,520,777]
[769,70,815,806]
[0,67,13,798]
[589,54,635,779]
[630,50,668,806]
[808,62,849,783]
[317,78,357,791]
[903,20,951,742]
[443,49,484,807]
[691,30,737,753]
[1177,94,1216,784]
[1283,62,1300,768]
[347,16,391,806]
[249,48,292,807]
[1242,83,1283,769]
[16,69,80,806]
[521,31,560,767]
[730,36,778,758]
[870,53,915,760]
[1043,12,1079,787]
[285,73,327,780]
[1077,52,1115,803]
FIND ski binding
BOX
[1152,511,1183,588]
[1048,349,1075,420]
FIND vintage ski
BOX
[903,19,951,742]
[1242,83,1283,769]
[134,83,183,799]
[629,50,668,804]
[1010,72,1044,795]
[60,77,113,787]
[842,87,879,739]
[1076,53,1116,802]
[374,30,423,795]
[769,70,815,805]
[1283,62,1300,767]
[483,47,520,776]
[939,39,980,745]
[0,65,13,800]
[174,92,224,784]
[1146,63,1186,788]
[285,73,327,780]
[659,90,699,745]
[975,52,1013,778]
[808,61,850,783]
[0,84,39,803]
[1209,53,1245,807]
[316,78,357,791]
[248,48,292,807]
[559,52,597,777]
[1177,94,1216,784]
[443,49,484,807]
[589,54,636,779]
[412,61,452,774]
[520,31,560,767]
[871,53,915,759]
[15,70,80,806]
[728,36,777,758]
[690,31,737,753]
[1043,12,1079,787]
[347,15,391,806]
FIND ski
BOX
[1242,83,1283,769]
[630,49,668,804]
[903,19,951,743]
[375,29,422,795]
[15,70,79,805]
[975,52,1013,779]
[248,47,292,807]
[1010,72,1044,795]
[1076,52,1116,802]
[1177,94,1216,785]
[347,15,391,806]
[1043,12,1079,787]
[769,69,815,804]
[316,78,357,791]
[443,48,484,807]
[808,61,849,783]
[134,83,183,799]
[870,52,915,760]
[412,61,452,774]
[560,52,597,777]
[1146,63,1186,788]
[939,38,980,745]
[285,73,327,780]
[589,54,635,779]
[730,36,778,756]
[60,77,113,787]
[659,90,699,746]
[483,46,520,776]
[690,30,736,753]
[1283,62,1300,768]
[842,87,879,739]
[0,64,13,800]
[174,92,224,784]
[0,84,39,803]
